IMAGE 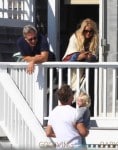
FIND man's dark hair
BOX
[56,84,73,103]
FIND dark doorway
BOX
[60,2,99,60]
[35,0,48,35]
[60,2,99,116]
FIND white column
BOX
[48,0,60,60]
[24,0,29,20]
[0,0,3,18]
[99,0,103,62]
[4,0,8,18]
[21,0,24,20]
[29,0,34,22]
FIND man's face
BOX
[25,31,37,47]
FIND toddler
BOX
[76,91,91,145]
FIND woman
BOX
[62,18,99,90]
[62,18,99,116]
[63,18,99,62]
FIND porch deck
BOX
[0,62,118,149]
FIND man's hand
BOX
[23,51,49,74]
[26,61,35,74]
[45,125,56,137]
[76,122,89,137]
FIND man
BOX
[17,24,49,74]
[45,84,88,149]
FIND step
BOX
[86,127,118,149]
[0,27,22,35]
[0,137,12,150]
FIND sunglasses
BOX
[26,36,37,42]
[83,30,94,34]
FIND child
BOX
[76,91,91,145]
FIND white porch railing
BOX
[0,62,118,122]
[0,66,54,148]
[42,62,118,120]
[0,62,118,148]
[0,62,46,125]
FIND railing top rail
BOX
[0,62,27,68]
[42,62,118,68]
[0,61,118,69]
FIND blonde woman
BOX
[62,18,99,90]
[63,18,99,61]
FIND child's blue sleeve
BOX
[69,52,80,61]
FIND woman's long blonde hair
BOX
[75,18,99,55]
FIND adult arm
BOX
[77,51,97,62]
[45,125,56,138]
[23,51,49,63]
[23,51,48,74]
[76,122,89,137]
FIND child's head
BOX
[76,91,91,107]
[56,84,74,105]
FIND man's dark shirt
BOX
[17,34,49,56]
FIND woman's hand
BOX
[87,52,93,60]
[77,51,89,61]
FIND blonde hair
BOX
[76,91,91,107]
[75,18,99,55]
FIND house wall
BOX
[103,0,118,61]
[103,0,118,110]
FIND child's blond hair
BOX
[76,91,91,107]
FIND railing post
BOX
[0,66,7,73]
[0,66,8,137]
[0,0,3,18]
[0,66,7,121]
[33,65,47,125]
[48,0,60,60]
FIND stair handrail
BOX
[0,72,54,148]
